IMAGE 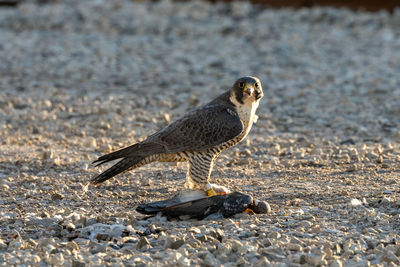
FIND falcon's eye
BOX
[254,82,259,88]
[238,82,245,88]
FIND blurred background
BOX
[1,0,399,145]
[1,2,400,266]
[1,0,399,11]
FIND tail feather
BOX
[91,156,143,185]
[92,142,164,166]
[92,144,140,166]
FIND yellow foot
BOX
[206,188,227,196]
[204,184,228,196]
[243,208,255,214]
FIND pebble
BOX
[0,239,7,250]
[1,0,400,266]
[287,243,303,251]
[300,220,313,228]
[381,196,392,204]
[382,250,400,264]
[330,259,343,267]
[137,237,151,250]
[72,260,85,267]
[306,253,326,265]
[170,239,185,250]
[350,199,363,207]
[51,193,64,201]
[89,242,107,254]
[268,232,281,239]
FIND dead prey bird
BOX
[91,76,263,196]
[136,192,271,220]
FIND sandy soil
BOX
[0,0,400,266]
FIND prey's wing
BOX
[152,104,243,153]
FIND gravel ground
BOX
[1,0,400,266]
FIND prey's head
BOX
[231,76,263,105]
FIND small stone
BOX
[382,250,400,264]
[170,239,184,249]
[0,183,9,190]
[261,251,286,261]
[51,193,63,201]
[137,237,151,250]
[188,227,201,234]
[85,137,97,150]
[65,222,76,231]
[197,234,209,243]
[237,158,251,165]
[27,239,38,248]
[236,256,248,265]
[346,164,358,172]
[86,218,97,226]
[41,211,50,218]
[32,126,40,134]
[291,198,303,205]
[90,243,106,254]
[95,233,109,241]
[287,243,302,251]
[8,239,25,249]
[267,232,281,239]
[164,113,171,123]
[109,225,125,237]
[381,196,392,204]
[72,260,85,267]
[41,149,54,160]
[38,238,54,247]
[0,239,8,250]
[66,241,79,251]
[52,157,61,166]
[306,253,325,265]
[254,256,270,266]
[300,220,313,228]
[203,252,219,266]
[350,198,362,206]
[209,229,224,241]
[310,225,322,233]
[330,259,343,267]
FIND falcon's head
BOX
[231,76,263,105]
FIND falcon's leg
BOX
[185,153,229,196]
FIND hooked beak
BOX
[244,87,254,97]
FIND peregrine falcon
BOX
[91,76,263,196]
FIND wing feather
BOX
[149,104,243,152]
[92,104,243,165]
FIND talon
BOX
[205,183,228,197]
[206,188,218,196]
[243,208,255,214]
